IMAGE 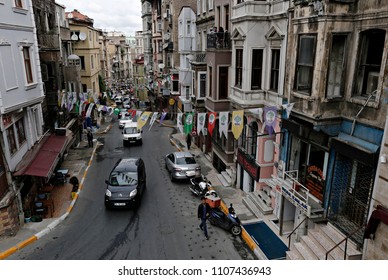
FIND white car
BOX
[122,122,142,146]
[119,116,132,129]
[114,96,123,105]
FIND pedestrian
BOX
[197,196,211,240]
[186,133,192,150]
[87,129,93,147]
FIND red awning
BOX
[14,134,68,178]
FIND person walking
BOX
[87,129,93,148]
[197,196,211,240]
[186,133,192,150]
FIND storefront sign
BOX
[237,148,259,181]
[282,186,311,217]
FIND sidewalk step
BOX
[226,168,233,178]
[221,171,232,185]
[242,197,263,219]
[247,192,273,215]
[216,173,230,187]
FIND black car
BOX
[104,158,146,209]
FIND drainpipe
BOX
[350,90,377,136]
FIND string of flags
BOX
[57,89,294,140]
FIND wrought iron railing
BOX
[287,216,309,249]
[325,225,364,260]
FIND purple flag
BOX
[159,112,167,126]
[264,106,277,135]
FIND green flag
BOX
[184,112,194,135]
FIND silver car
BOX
[165,152,201,181]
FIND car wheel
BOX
[170,172,175,182]
[139,139,143,145]
[231,225,242,236]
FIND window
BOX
[295,35,316,94]
[91,54,94,69]
[185,86,190,99]
[79,56,85,70]
[6,126,17,155]
[197,0,201,15]
[16,118,26,146]
[251,49,263,90]
[326,34,347,98]
[248,122,258,159]
[187,20,191,35]
[270,49,280,92]
[209,66,212,98]
[224,5,229,31]
[23,47,33,83]
[199,72,206,98]
[209,0,214,10]
[172,74,179,92]
[15,0,23,8]
[202,0,206,13]
[235,49,243,88]
[354,29,385,97]
[82,84,87,93]
[219,66,228,99]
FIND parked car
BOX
[165,151,201,181]
[104,158,146,209]
[122,122,142,146]
[118,109,129,119]
[119,115,132,128]
[123,99,131,109]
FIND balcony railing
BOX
[207,33,231,49]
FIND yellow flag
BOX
[137,111,152,130]
[232,110,244,139]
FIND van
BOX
[122,122,142,146]
[104,158,146,209]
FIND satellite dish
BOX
[67,13,73,19]
[71,33,78,41]
[79,32,87,41]
[158,63,165,69]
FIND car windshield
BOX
[124,127,138,134]
[109,171,138,186]
[176,157,196,165]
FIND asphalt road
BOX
[8,117,255,260]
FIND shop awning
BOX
[14,134,68,178]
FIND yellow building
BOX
[66,10,100,96]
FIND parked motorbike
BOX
[189,175,213,197]
[208,206,242,236]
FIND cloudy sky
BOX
[57,0,142,36]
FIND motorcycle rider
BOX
[197,197,211,240]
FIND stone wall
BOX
[0,195,20,237]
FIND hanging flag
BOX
[135,110,142,121]
[137,111,152,130]
[75,100,80,115]
[159,112,167,126]
[232,110,244,140]
[177,113,184,134]
[282,103,294,119]
[85,103,95,118]
[197,113,206,135]
[208,112,217,136]
[184,112,194,135]
[148,112,159,131]
[219,112,229,139]
[248,108,263,123]
[264,106,277,135]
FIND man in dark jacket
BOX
[197,196,211,239]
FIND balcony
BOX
[38,34,60,50]
[205,98,230,112]
[232,1,271,20]
[207,33,231,50]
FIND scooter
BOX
[208,204,242,236]
[189,175,213,197]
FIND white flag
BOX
[282,103,294,119]
[197,113,206,135]
[219,111,229,139]
[248,108,263,123]
[148,112,159,131]
[177,113,184,134]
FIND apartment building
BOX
[277,0,387,258]
[0,0,46,235]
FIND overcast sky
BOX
[57,0,142,36]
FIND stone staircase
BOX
[242,191,273,216]
[286,223,363,260]
[216,168,233,187]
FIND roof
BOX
[173,151,194,158]
[114,158,141,172]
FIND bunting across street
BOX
[207,112,217,136]
[231,110,244,139]
[177,113,183,134]
[137,111,152,130]
[197,113,206,135]
[184,112,194,135]
[219,111,229,139]
[148,112,159,131]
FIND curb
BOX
[169,137,260,259]
[0,142,99,260]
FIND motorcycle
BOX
[189,175,214,197]
[208,205,242,236]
